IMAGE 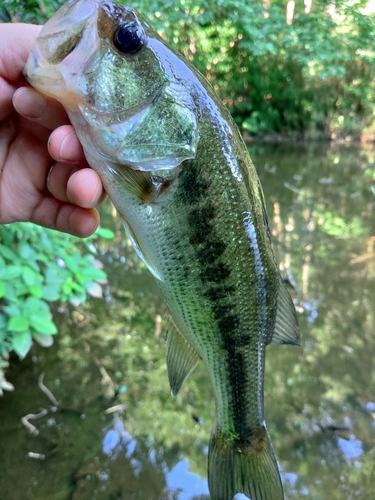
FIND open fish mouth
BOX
[23,46,89,108]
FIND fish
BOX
[24,1,300,498]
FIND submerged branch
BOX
[21,409,48,435]
[38,373,58,407]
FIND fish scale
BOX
[24,1,300,498]
[153,127,275,439]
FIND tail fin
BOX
[208,426,283,500]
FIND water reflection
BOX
[102,414,137,459]
[167,459,209,499]
[0,142,375,499]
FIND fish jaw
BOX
[23,0,199,171]
[23,0,101,106]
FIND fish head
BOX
[24,0,198,170]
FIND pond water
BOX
[1,142,375,500]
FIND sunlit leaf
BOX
[29,316,58,335]
[12,330,32,359]
[96,227,115,239]
[28,285,44,298]
[8,316,29,333]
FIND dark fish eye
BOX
[113,22,144,54]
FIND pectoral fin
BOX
[110,163,154,202]
[165,314,201,396]
[268,276,300,346]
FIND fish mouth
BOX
[23,48,84,107]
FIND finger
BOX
[48,125,87,164]
[32,198,100,237]
[46,162,80,203]
[47,162,105,208]
[1,24,41,81]
[67,169,106,208]
[13,87,69,130]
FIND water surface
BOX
[0,142,374,499]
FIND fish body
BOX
[24,1,299,498]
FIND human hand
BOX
[0,23,105,237]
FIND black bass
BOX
[24,1,299,498]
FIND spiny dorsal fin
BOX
[269,275,300,346]
[165,314,201,396]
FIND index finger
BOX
[13,86,70,131]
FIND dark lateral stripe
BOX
[177,159,253,441]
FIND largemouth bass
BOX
[24,1,300,498]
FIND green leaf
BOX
[4,304,21,317]
[28,285,44,298]
[96,227,115,239]
[0,281,5,298]
[18,241,32,259]
[0,244,19,261]
[63,254,80,273]
[22,265,42,286]
[24,297,50,318]
[30,316,58,335]
[42,284,61,301]
[33,332,54,348]
[8,316,29,333]
[0,265,22,280]
[12,330,32,359]
[81,266,107,281]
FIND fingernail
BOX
[59,130,81,161]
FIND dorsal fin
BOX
[165,314,201,396]
[269,276,300,346]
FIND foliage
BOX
[0,0,62,23]
[2,0,375,138]
[0,222,113,394]
[132,0,375,138]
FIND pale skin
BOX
[0,23,105,237]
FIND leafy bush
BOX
[0,223,113,394]
[3,0,375,137]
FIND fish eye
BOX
[113,22,144,54]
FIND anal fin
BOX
[165,314,201,396]
[269,275,300,346]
